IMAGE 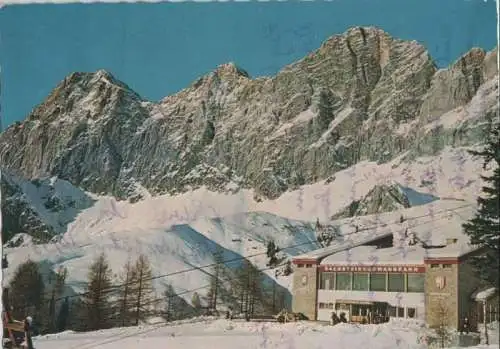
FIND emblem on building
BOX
[301,275,308,286]
[435,275,446,290]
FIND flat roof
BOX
[320,245,426,266]
[293,200,477,262]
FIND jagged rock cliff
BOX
[0,27,498,202]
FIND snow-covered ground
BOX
[31,318,499,349]
[1,146,490,306]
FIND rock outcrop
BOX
[331,182,439,219]
[1,170,95,243]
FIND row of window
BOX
[430,264,453,269]
[297,264,314,268]
[318,302,418,319]
[319,272,425,293]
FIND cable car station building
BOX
[291,205,486,330]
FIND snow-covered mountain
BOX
[0,146,492,308]
[0,26,498,313]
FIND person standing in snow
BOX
[461,317,470,334]
[22,316,34,349]
[339,312,347,323]
[330,312,340,325]
[226,307,233,320]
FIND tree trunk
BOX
[213,267,219,312]
[135,269,144,326]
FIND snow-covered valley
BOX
[1,145,490,309]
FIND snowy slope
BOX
[1,145,490,309]
[30,318,499,349]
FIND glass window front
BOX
[370,273,386,291]
[407,274,425,293]
[388,273,405,292]
[336,272,352,290]
[320,272,335,290]
[353,273,369,291]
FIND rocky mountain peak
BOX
[0,26,497,202]
[185,62,251,96]
[26,69,143,124]
[213,62,250,79]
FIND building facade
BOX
[291,227,485,330]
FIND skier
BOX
[339,312,347,323]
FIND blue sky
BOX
[0,0,497,128]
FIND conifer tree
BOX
[80,252,115,331]
[234,259,265,317]
[463,119,500,287]
[45,266,68,333]
[56,297,70,332]
[207,248,224,312]
[163,284,177,322]
[8,259,45,320]
[130,254,154,325]
[116,259,137,327]
[266,240,279,267]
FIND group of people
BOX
[330,312,348,325]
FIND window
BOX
[336,303,349,311]
[319,303,334,309]
[352,304,369,316]
[407,274,425,293]
[370,273,386,292]
[320,272,335,290]
[306,264,313,268]
[388,306,397,317]
[388,273,405,292]
[407,308,416,318]
[297,264,304,268]
[335,272,352,290]
[430,264,440,269]
[353,273,369,291]
[442,264,452,269]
